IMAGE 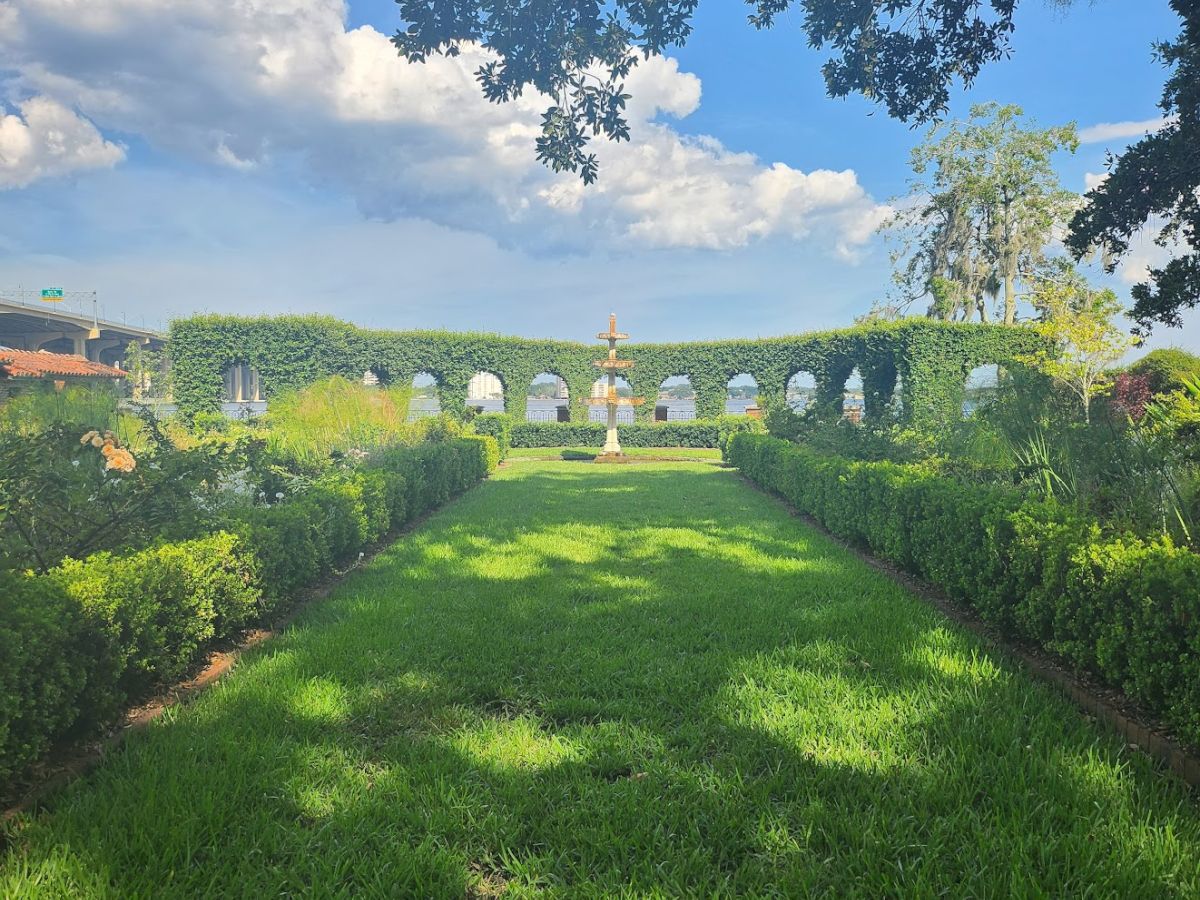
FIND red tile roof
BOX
[0,348,126,379]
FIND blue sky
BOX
[0,0,1193,351]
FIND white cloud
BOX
[1079,117,1172,145]
[0,0,886,256]
[0,166,888,340]
[0,95,123,187]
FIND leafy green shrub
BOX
[471,413,511,459]
[728,433,1200,746]
[51,533,261,719]
[1051,537,1200,735]
[0,572,87,787]
[1,434,494,797]
[225,503,328,611]
[371,437,493,519]
[1129,348,1200,396]
[304,475,371,566]
[0,419,261,573]
[462,434,501,474]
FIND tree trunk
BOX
[1003,259,1017,325]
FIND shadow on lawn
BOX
[6,467,1199,896]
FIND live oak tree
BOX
[393,1,1196,332]
[881,104,1079,325]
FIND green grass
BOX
[506,446,723,461]
[3,462,1200,896]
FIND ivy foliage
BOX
[169,315,1041,432]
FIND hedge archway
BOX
[170,315,1044,432]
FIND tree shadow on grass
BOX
[4,466,1200,896]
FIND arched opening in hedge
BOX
[588,375,635,423]
[168,315,1043,428]
[409,371,441,420]
[963,364,999,417]
[527,372,569,422]
[222,362,263,403]
[361,366,391,387]
[726,374,758,415]
[467,370,505,414]
[657,375,696,421]
[786,370,816,414]
[843,367,864,423]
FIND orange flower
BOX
[80,430,100,445]
[104,448,136,473]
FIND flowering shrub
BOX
[0,421,251,572]
[80,429,138,472]
[1111,372,1153,421]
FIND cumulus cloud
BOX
[1078,117,1172,145]
[0,0,887,255]
[0,95,123,187]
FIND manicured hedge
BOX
[471,413,512,458]
[0,573,87,787]
[727,433,1200,747]
[0,436,496,798]
[170,314,1042,431]
[52,533,261,722]
[499,416,764,449]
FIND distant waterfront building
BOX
[467,371,504,400]
[223,363,263,403]
[0,347,126,402]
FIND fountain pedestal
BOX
[585,313,643,461]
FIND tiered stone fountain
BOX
[585,313,644,461]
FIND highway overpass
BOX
[0,295,165,366]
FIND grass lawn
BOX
[3,462,1199,896]
[506,446,722,461]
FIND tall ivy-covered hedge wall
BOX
[169,315,1042,430]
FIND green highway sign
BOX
[41,288,64,302]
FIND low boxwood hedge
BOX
[0,573,87,787]
[0,435,497,798]
[726,432,1200,747]
[487,416,764,449]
